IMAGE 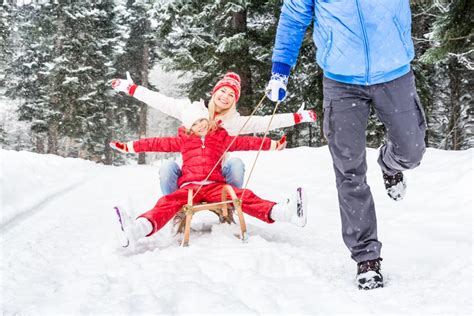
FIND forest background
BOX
[1,0,472,165]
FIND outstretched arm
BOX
[111,72,191,120]
[224,104,316,135]
[224,133,286,152]
[228,112,295,135]
[110,136,182,154]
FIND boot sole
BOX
[356,271,384,290]
[296,187,308,227]
[114,206,130,248]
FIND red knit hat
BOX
[212,72,241,102]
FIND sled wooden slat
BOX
[177,185,247,247]
[190,200,235,212]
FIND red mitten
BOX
[110,141,132,153]
[276,135,287,150]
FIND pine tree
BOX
[410,1,437,148]
[106,1,137,165]
[156,0,255,110]
[44,1,92,155]
[29,1,118,161]
[81,0,132,164]
[0,1,13,85]
[114,0,158,164]
[2,1,141,161]
[420,0,473,68]
[3,2,54,152]
[155,0,323,147]
[420,0,473,149]
[0,1,13,146]
[2,1,157,162]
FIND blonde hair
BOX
[186,118,219,135]
[207,94,237,130]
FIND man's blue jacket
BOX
[272,0,415,85]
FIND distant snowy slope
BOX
[0,147,472,315]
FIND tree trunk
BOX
[448,59,461,150]
[138,41,149,165]
[231,10,253,116]
[104,108,113,165]
[47,1,64,155]
[47,120,59,154]
[238,67,252,116]
[35,134,45,153]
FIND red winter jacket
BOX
[132,127,275,187]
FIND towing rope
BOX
[239,100,281,200]
[191,93,280,201]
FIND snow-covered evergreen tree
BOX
[420,0,473,69]
[3,2,54,152]
[113,0,159,164]
[156,0,254,107]
[0,1,13,86]
[155,0,322,147]
[81,0,132,164]
[420,0,473,149]
[44,1,99,157]
[0,1,13,145]
[1,0,471,163]
[36,1,133,162]
[2,1,146,161]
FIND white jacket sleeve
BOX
[221,110,296,135]
[133,86,191,121]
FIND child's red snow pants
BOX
[139,183,276,236]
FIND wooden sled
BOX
[173,184,248,247]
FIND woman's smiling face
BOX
[213,86,236,113]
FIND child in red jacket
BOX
[110,104,307,248]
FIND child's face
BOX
[213,86,235,113]
[191,119,209,137]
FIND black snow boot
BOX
[383,172,406,201]
[356,258,384,290]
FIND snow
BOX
[1,147,472,315]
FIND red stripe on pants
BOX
[138,183,276,236]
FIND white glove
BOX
[266,73,288,102]
[111,72,136,95]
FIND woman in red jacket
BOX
[110,104,307,248]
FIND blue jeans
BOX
[159,157,245,195]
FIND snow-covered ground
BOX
[1,147,472,315]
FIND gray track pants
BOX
[322,70,426,262]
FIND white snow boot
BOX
[114,206,152,248]
[383,172,407,201]
[270,187,307,227]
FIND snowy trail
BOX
[1,147,472,315]
[0,179,88,232]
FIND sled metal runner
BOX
[175,185,248,247]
